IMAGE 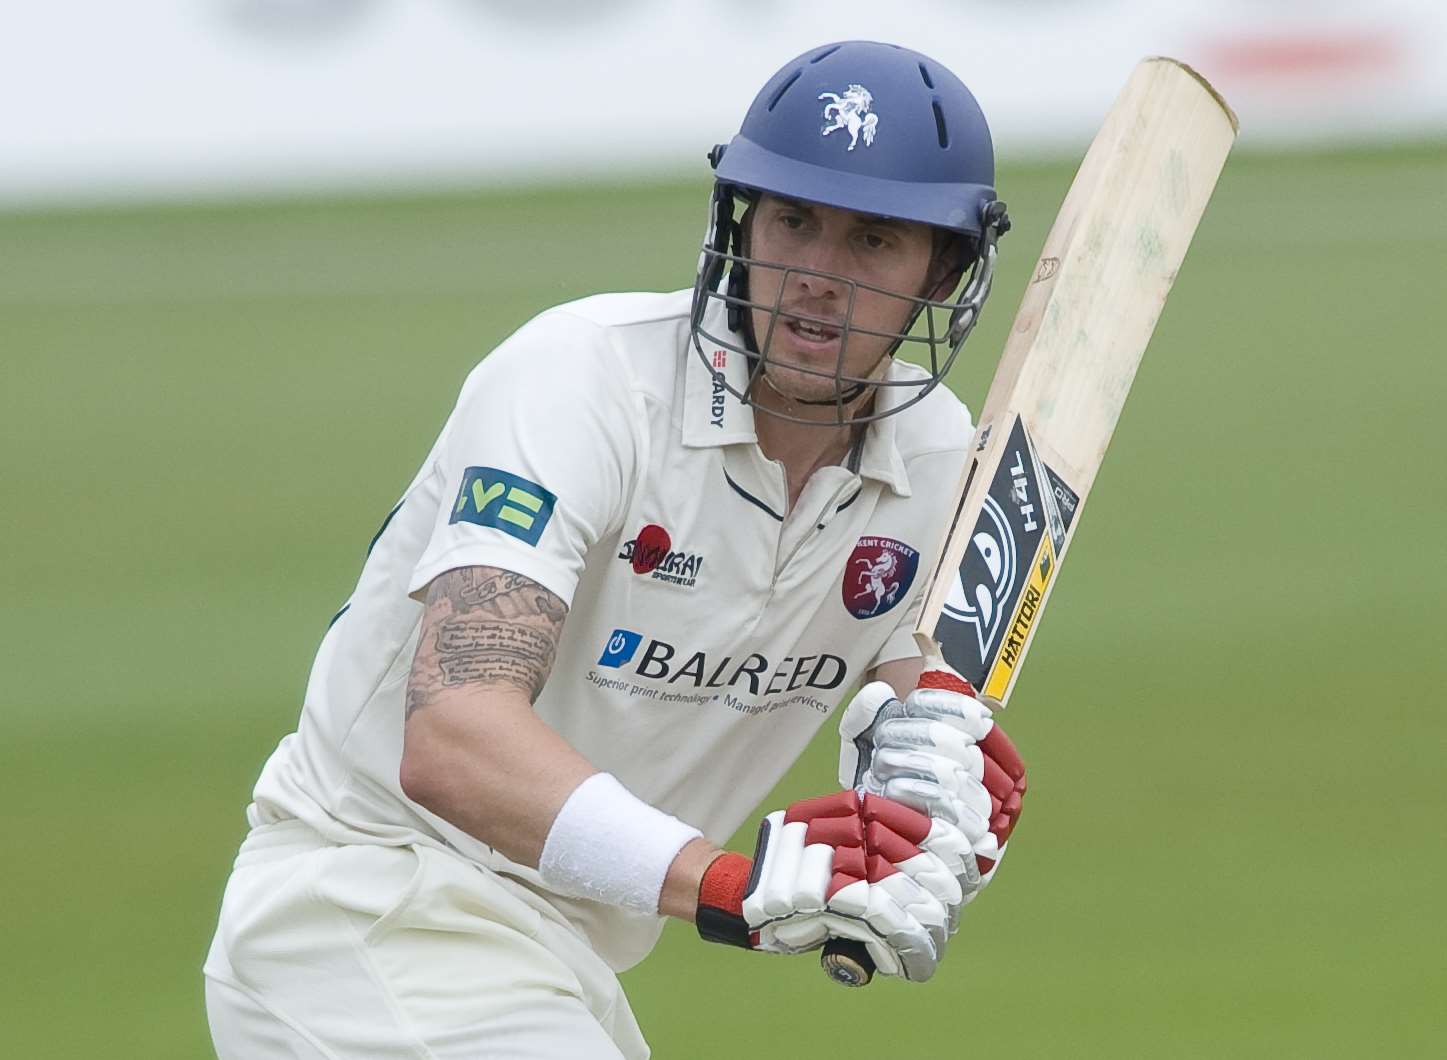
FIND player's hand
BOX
[838,671,1027,900]
[695,791,957,981]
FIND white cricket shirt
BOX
[248,289,974,970]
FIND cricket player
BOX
[205,40,1028,1059]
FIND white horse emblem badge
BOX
[818,84,879,150]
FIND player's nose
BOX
[787,241,850,300]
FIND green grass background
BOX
[3,144,1445,1057]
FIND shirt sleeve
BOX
[867,582,928,670]
[407,309,640,606]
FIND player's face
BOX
[745,194,941,405]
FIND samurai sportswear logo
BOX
[449,467,556,546]
[593,628,846,716]
[843,537,919,619]
[819,85,878,150]
[618,524,704,588]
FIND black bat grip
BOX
[821,938,875,986]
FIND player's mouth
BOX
[782,316,843,351]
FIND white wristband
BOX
[538,773,702,915]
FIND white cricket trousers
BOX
[204,819,650,1059]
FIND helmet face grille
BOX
[687,183,1008,428]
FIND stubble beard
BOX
[755,342,891,413]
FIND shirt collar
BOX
[681,297,912,497]
[681,295,759,447]
[855,369,913,497]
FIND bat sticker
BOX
[935,416,1077,695]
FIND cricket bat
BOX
[821,56,1238,987]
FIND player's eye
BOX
[857,231,892,251]
[778,213,807,231]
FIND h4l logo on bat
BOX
[449,467,557,546]
[937,416,1078,696]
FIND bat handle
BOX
[821,938,875,987]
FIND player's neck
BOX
[753,412,863,513]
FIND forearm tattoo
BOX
[406,566,567,716]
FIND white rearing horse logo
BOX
[818,84,879,151]
[852,550,900,615]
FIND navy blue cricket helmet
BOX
[691,40,1010,425]
[719,40,999,235]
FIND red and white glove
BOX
[696,791,961,981]
[839,668,1027,904]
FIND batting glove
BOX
[839,669,1027,902]
[696,791,958,981]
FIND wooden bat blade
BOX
[916,57,1238,704]
[820,56,1237,991]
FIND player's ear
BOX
[923,231,974,301]
[926,266,964,302]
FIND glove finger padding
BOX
[697,790,954,981]
[894,686,996,740]
[821,801,951,982]
[744,815,834,920]
[866,744,993,826]
[863,789,984,904]
[916,667,1027,818]
[872,718,984,773]
[855,668,1028,862]
[978,724,1027,842]
[697,790,859,952]
[870,775,990,845]
[826,875,943,982]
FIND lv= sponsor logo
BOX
[449,467,557,546]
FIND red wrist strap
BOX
[696,851,756,949]
[697,851,752,917]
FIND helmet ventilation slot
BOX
[767,70,802,112]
